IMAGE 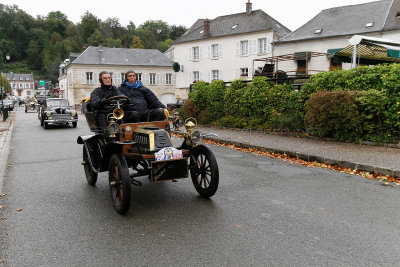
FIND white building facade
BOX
[5,72,35,99]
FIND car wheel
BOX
[190,144,219,198]
[40,118,44,126]
[109,153,131,214]
[83,147,97,185]
[72,122,77,128]
[25,108,27,113]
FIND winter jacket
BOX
[90,85,123,113]
[118,83,165,112]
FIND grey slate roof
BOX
[174,10,291,44]
[72,46,173,67]
[5,72,34,82]
[276,0,396,43]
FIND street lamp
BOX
[1,53,10,121]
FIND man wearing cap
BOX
[118,70,168,123]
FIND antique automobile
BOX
[77,95,219,214]
[39,98,78,129]
[25,97,38,113]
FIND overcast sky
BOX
[1,0,378,31]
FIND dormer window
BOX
[232,24,238,29]
[365,22,374,27]
[314,29,323,34]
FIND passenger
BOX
[118,70,168,123]
[90,71,123,130]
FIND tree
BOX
[79,11,100,43]
[169,25,187,40]
[157,38,173,52]
[135,28,156,49]
[130,36,144,49]
[44,11,70,37]
[139,20,170,42]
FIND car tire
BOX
[25,108,27,113]
[190,144,219,198]
[109,153,131,214]
[44,122,49,129]
[72,122,77,128]
[83,147,98,185]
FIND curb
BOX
[203,136,400,178]
[0,113,14,194]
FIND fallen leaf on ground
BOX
[0,217,5,220]
[0,205,4,209]
[0,194,7,197]
[16,209,22,212]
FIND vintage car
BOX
[39,98,78,129]
[77,96,219,215]
[25,97,38,113]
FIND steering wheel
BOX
[108,95,130,104]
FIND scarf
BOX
[124,80,143,89]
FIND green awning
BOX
[293,51,311,61]
[387,49,400,59]
[327,48,344,58]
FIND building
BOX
[273,0,400,74]
[58,46,177,105]
[169,1,291,91]
[4,72,35,99]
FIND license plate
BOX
[154,147,183,161]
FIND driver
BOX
[90,71,124,130]
[118,70,168,123]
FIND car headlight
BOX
[190,130,203,143]
[46,112,51,116]
[71,112,77,116]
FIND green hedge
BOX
[182,64,400,143]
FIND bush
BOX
[305,91,362,141]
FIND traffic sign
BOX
[39,80,45,85]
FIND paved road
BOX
[1,109,400,266]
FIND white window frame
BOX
[193,71,200,82]
[165,73,172,85]
[137,73,142,81]
[240,41,249,56]
[240,68,249,78]
[19,83,23,88]
[258,38,267,54]
[86,72,93,84]
[193,46,200,60]
[25,83,29,88]
[211,44,219,58]
[150,73,156,85]
[212,70,219,81]
[27,90,31,96]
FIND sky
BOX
[0,0,379,31]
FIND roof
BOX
[71,46,174,67]
[174,9,290,44]
[4,72,34,82]
[276,0,396,43]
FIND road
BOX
[1,107,400,266]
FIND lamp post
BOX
[1,53,10,121]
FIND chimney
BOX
[204,18,210,37]
[246,0,252,15]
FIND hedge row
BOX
[182,64,400,143]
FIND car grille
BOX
[53,114,71,120]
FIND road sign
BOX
[39,80,45,85]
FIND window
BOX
[150,73,156,85]
[193,46,199,60]
[120,73,125,82]
[113,72,121,85]
[240,41,248,55]
[240,68,249,77]
[165,73,172,85]
[25,83,30,88]
[211,44,219,58]
[27,91,31,96]
[258,38,267,54]
[296,60,307,75]
[193,71,200,82]
[85,72,93,84]
[137,73,142,81]
[212,70,219,81]
[19,83,23,88]
[12,83,16,88]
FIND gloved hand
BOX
[99,98,111,105]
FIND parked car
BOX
[167,99,187,112]
[39,98,78,129]
[18,97,25,106]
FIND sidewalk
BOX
[0,110,14,193]
[195,126,400,178]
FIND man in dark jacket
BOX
[118,70,167,123]
[90,71,123,129]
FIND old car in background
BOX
[167,99,187,112]
[25,97,38,113]
[39,98,78,129]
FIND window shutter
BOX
[81,72,86,84]
[172,74,176,85]
[199,46,204,59]
[208,71,211,82]
[199,72,203,81]
[219,70,222,81]
[189,48,192,60]
[156,74,160,85]
[219,44,223,58]
[162,73,166,85]
[208,46,211,58]
[189,72,192,84]
[267,38,272,53]
[250,40,257,54]
[236,42,240,56]
[93,72,98,85]
[249,68,253,78]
